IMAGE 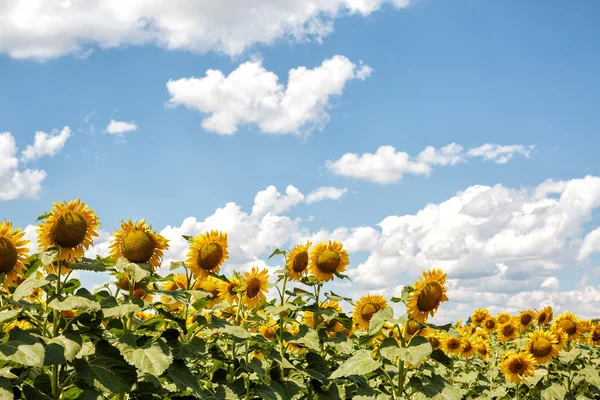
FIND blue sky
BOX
[1,0,599,320]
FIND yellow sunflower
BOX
[352,294,388,331]
[497,320,518,342]
[552,312,584,340]
[536,306,553,326]
[518,310,536,330]
[186,231,229,281]
[199,276,223,308]
[217,277,241,305]
[0,220,29,286]
[588,324,600,346]
[496,312,512,325]
[472,329,490,341]
[109,219,168,271]
[404,320,422,340]
[286,241,311,281]
[482,317,497,333]
[525,330,559,364]
[460,337,476,358]
[551,328,568,351]
[308,241,349,282]
[3,319,33,332]
[161,273,193,311]
[426,334,442,351]
[37,199,99,263]
[442,336,463,356]
[471,309,491,326]
[473,339,492,360]
[407,268,449,322]
[61,310,76,319]
[240,267,269,309]
[500,351,537,384]
[304,301,344,333]
[258,317,279,340]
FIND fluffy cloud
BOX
[0,132,47,200]
[541,277,559,290]
[105,120,138,135]
[21,126,72,162]
[306,187,348,204]
[166,55,372,135]
[327,142,535,184]
[0,0,410,60]
[578,227,600,261]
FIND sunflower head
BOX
[551,328,569,351]
[352,294,388,331]
[37,199,99,262]
[286,241,311,281]
[473,339,492,359]
[407,268,449,322]
[552,312,584,340]
[426,334,442,351]
[240,267,269,309]
[472,309,491,326]
[460,337,476,358]
[496,312,512,325]
[482,317,497,333]
[500,351,537,383]
[518,310,536,330]
[258,317,279,340]
[442,336,462,355]
[186,231,229,281]
[497,321,518,342]
[109,219,168,270]
[309,241,349,282]
[199,276,223,308]
[588,324,600,345]
[218,277,241,305]
[0,220,29,286]
[525,330,559,364]
[304,301,344,332]
[536,306,553,326]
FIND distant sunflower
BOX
[403,320,423,340]
[472,309,491,326]
[482,317,497,333]
[536,306,553,326]
[37,199,99,262]
[308,241,349,282]
[258,317,279,340]
[304,301,344,333]
[286,241,311,281]
[442,336,462,356]
[240,267,269,309]
[186,231,229,280]
[161,273,194,311]
[551,328,569,351]
[472,329,490,341]
[218,277,241,305]
[552,312,584,340]
[426,334,442,351]
[4,320,33,332]
[352,294,388,331]
[109,219,168,271]
[460,337,476,358]
[500,351,536,384]
[199,276,223,308]
[0,220,29,286]
[518,310,536,330]
[496,312,512,325]
[588,324,600,346]
[497,321,518,342]
[407,268,448,322]
[525,330,559,364]
[473,339,492,360]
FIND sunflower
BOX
[525,330,559,364]
[518,310,536,330]
[552,312,584,340]
[116,275,152,300]
[588,324,600,346]
[3,319,33,332]
[304,301,344,333]
[258,317,279,340]
[109,219,168,271]
[407,268,449,322]
[482,317,497,333]
[199,276,223,308]
[472,330,490,341]
[240,267,269,309]
[37,199,99,263]
[496,312,512,325]
[286,241,311,281]
[135,311,155,321]
[308,240,349,282]
[186,231,229,281]
[551,328,568,351]
[459,325,478,337]
[404,320,422,339]
[460,337,476,358]
[442,336,463,356]
[218,277,241,305]
[500,351,537,384]
[536,306,553,326]
[473,339,492,360]
[161,273,194,311]
[426,334,442,351]
[61,310,76,319]
[497,320,518,342]
[0,220,29,286]
[352,294,388,331]
[471,309,491,326]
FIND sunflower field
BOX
[0,200,599,400]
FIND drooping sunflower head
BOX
[536,306,553,326]
[497,321,518,342]
[240,267,269,309]
[552,312,584,340]
[525,330,559,364]
[352,294,388,331]
[500,351,537,384]
[309,240,349,282]
[473,339,492,360]
[551,328,569,351]
[0,220,29,286]
[471,308,491,326]
[496,312,512,325]
[186,231,229,281]
[407,268,449,322]
[218,277,241,305]
[482,317,497,333]
[426,334,442,351]
[518,310,536,330]
[286,241,311,281]
[199,276,223,308]
[588,324,600,345]
[109,219,168,270]
[459,337,476,358]
[37,199,99,262]
[442,336,463,355]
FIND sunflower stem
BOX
[380,367,397,399]
[278,272,288,379]
[51,261,62,400]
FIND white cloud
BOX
[541,277,559,291]
[578,227,600,261]
[0,132,47,200]
[166,55,372,135]
[105,120,138,135]
[306,187,348,204]
[327,142,535,184]
[21,126,72,162]
[467,144,535,164]
[0,1,411,60]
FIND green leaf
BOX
[74,340,137,394]
[0,328,45,367]
[0,377,13,400]
[65,258,108,272]
[288,327,320,351]
[101,302,141,318]
[400,285,415,304]
[268,248,287,259]
[390,297,402,303]
[22,384,53,400]
[13,274,51,301]
[368,307,394,335]
[304,352,330,381]
[324,291,353,303]
[40,248,59,266]
[118,334,173,376]
[0,310,21,324]
[167,359,203,397]
[0,367,17,379]
[221,325,250,339]
[329,350,382,379]
[170,261,185,271]
[410,374,463,400]
[48,295,101,312]
[523,368,547,387]
[48,334,82,362]
[558,348,581,363]
[115,258,151,282]
[541,382,567,400]
[580,365,600,387]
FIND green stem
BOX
[51,262,62,400]
[278,273,288,378]
[515,382,520,400]
[380,367,398,399]
[396,322,409,398]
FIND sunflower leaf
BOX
[117,334,173,376]
[268,248,286,259]
[367,307,394,335]
[115,258,150,282]
[48,295,101,312]
[540,382,567,400]
[101,302,141,318]
[35,213,51,222]
[66,258,108,272]
[325,292,353,303]
[40,248,59,267]
[48,334,82,363]
[329,350,381,379]
[13,275,51,301]
[0,328,45,368]
[169,261,185,271]
[0,309,21,324]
